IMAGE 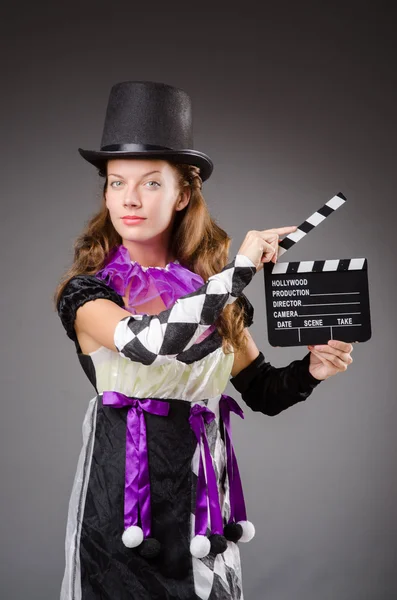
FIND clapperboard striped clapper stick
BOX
[263,192,372,347]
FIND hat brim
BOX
[78,148,213,182]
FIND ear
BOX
[176,188,191,212]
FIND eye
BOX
[109,180,123,188]
[145,181,160,188]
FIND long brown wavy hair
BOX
[53,161,249,354]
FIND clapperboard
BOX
[263,192,372,347]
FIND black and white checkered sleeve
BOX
[114,254,256,365]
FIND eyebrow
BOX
[107,170,162,178]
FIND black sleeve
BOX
[230,350,323,416]
[57,275,125,344]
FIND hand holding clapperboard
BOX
[262,193,372,347]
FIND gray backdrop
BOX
[1,2,396,599]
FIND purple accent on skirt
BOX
[189,404,224,536]
[95,244,205,314]
[219,394,247,523]
[102,391,170,537]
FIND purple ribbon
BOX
[219,394,247,524]
[189,404,224,536]
[102,391,170,537]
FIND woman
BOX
[54,81,353,600]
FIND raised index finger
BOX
[266,226,298,234]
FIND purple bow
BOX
[102,392,170,537]
[219,394,247,524]
[189,404,224,536]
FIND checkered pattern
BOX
[189,398,243,599]
[271,256,367,274]
[277,192,347,259]
[114,254,256,365]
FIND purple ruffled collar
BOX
[95,244,205,315]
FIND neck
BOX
[121,239,176,268]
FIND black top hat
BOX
[78,80,214,182]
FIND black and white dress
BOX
[57,253,321,600]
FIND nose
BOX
[123,187,142,208]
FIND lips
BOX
[122,216,145,221]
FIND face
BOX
[105,158,190,246]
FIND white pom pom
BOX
[237,520,255,542]
[122,525,144,548]
[190,534,211,558]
